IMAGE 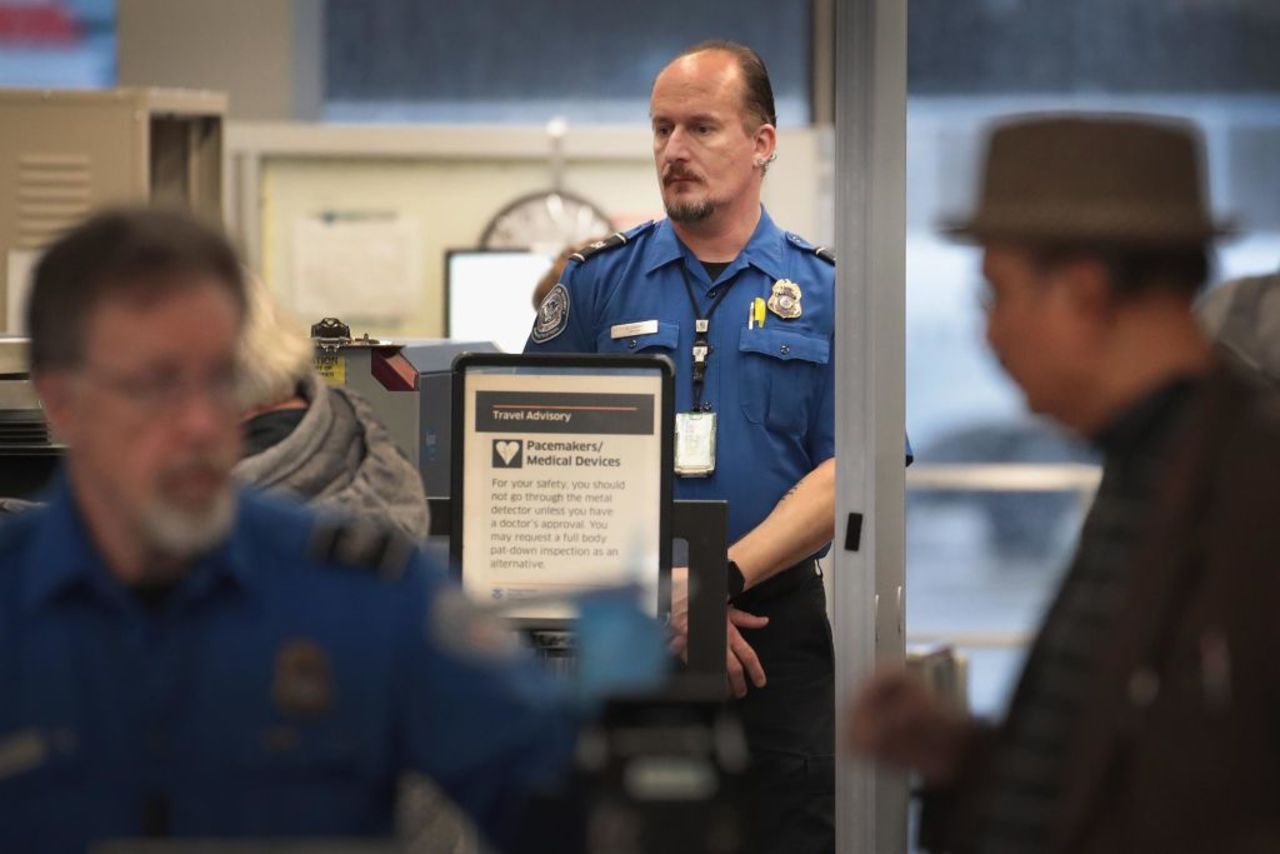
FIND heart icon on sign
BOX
[495,441,521,465]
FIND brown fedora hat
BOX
[943,113,1236,247]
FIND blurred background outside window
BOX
[324,0,813,126]
[0,0,812,125]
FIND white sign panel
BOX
[459,365,665,621]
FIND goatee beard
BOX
[139,486,235,560]
[666,199,717,223]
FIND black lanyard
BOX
[679,263,737,411]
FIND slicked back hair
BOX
[670,40,777,132]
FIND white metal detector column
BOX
[832,1,909,853]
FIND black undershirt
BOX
[700,260,730,282]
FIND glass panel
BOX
[324,0,812,125]
[907,475,1091,717]
[905,0,1280,717]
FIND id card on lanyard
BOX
[674,263,735,477]
[675,410,717,476]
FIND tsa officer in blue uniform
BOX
[0,208,579,853]
[526,41,843,853]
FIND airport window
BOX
[904,0,1280,716]
[323,0,813,125]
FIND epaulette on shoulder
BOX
[785,231,835,265]
[0,497,38,518]
[307,518,417,581]
[569,221,655,265]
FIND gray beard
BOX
[139,487,235,561]
[665,199,717,224]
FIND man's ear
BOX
[752,122,777,168]
[34,372,77,446]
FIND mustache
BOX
[662,165,704,185]
[158,448,237,484]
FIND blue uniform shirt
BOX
[0,476,578,852]
[525,209,836,547]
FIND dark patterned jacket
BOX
[923,358,1280,853]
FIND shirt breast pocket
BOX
[210,722,374,832]
[738,327,830,434]
[596,321,680,354]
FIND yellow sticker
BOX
[314,354,346,385]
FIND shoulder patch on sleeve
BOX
[308,518,417,581]
[530,282,570,343]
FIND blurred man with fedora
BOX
[850,114,1280,852]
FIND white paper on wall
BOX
[292,213,422,322]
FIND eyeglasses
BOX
[78,364,243,414]
[975,277,1055,315]
[976,286,996,314]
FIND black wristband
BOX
[726,559,745,599]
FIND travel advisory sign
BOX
[459,369,664,620]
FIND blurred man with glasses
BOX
[0,207,584,852]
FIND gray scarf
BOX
[234,372,430,541]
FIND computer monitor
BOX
[444,249,556,353]
[451,353,674,627]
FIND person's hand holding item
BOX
[848,667,975,786]
[669,565,690,657]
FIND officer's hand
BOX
[668,566,689,658]
[847,667,973,786]
[726,607,768,699]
